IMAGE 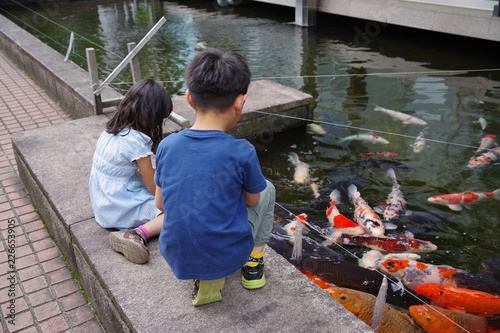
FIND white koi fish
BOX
[287,152,310,184]
[475,134,497,155]
[410,128,429,153]
[474,117,488,131]
[306,123,327,135]
[427,189,500,211]
[383,168,406,224]
[347,184,385,237]
[339,133,389,145]
[373,105,427,126]
[467,146,500,169]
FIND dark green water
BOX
[2,0,499,304]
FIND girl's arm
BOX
[136,156,156,194]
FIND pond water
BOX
[3,0,500,321]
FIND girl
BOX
[89,78,173,264]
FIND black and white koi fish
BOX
[383,168,406,224]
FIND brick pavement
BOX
[0,51,105,333]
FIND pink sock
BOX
[135,225,150,241]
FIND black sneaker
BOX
[241,257,266,289]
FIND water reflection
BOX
[3,0,500,321]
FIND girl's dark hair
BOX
[106,78,173,152]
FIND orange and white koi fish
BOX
[427,189,500,211]
[383,168,406,223]
[475,134,498,155]
[373,105,428,126]
[326,286,424,333]
[467,147,500,169]
[362,151,399,158]
[340,132,390,145]
[409,304,488,333]
[359,250,420,271]
[340,234,437,254]
[414,283,500,316]
[376,257,458,291]
[326,190,365,235]
[348,184,385,236]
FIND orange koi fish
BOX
[475,134,498,155]
[326,190,365,235]
[414,283,500,316]
[377,258,457,291]
[362,151,399,158]
[467,146,500,169]
[383,168,406,222]
[326,286,424,333]
[427,189,500,211]
[409,304,488,333]
[340,234,437,254]
[347,184,385,237]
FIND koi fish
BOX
[467,147,500,169]
[326,190,365,235]
[306,123,327,135]
[359,250,420,271]
[373,105,427,126]
[362,151,399,158]
[326,286,424,333]
[427,189,500,211]
[376,257,458,291]
[410,129,429,153]
[409,304,488,333]
[414,283,500,316]
[340,133,390,145]
[475,134,497,155]
[347,184,385,237]
[340,234,437,254]
[474,117,488,131]
[288,152,310,184]
[383,168,406,223]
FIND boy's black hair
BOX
[185,48,251,112]
[106,78,173,152]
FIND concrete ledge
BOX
[12,115,373,333]
[0,14,121,119]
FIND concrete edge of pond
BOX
[11,111,374,333]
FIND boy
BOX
[154,48,276,306]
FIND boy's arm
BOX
[155,185,164,211]
[244,189,260,207]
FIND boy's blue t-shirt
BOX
[155,129,267,280]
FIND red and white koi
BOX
[475,134,497,155]
[376,256,459,291]
[340,133,389,145]
[467,146,500,169]
[326,190,365,235]
[347,184,385,237]
[340,233,437,254]
[362,151,399,158]
[427,189,500,211]
[383,168,406,223]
